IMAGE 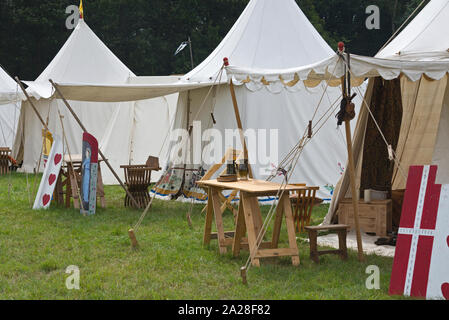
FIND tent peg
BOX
[128,229,139,248]
[240,266,248,285]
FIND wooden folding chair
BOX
[121,156,161,209]
[289,184,321,233]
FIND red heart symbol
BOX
[42,194,51,206]
[446,236,449,248]
[48,174,56,186]
[442,283,449,300]
[54,154,62,166]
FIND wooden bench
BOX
[0,147,11,175]
[305,224,350,263]
[121,156,161,209]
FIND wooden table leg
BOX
[241,192,260,267]
[271,197,285,249]
[281,195,300,266]
[203,188,214,246]
[211,188,227,254]
[232,200,246,257]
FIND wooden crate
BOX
[337,199,392,236]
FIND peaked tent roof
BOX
[184,0,334,83]
[0,65,21,104]
[53,0,337,102]
[377,0,449,60]
[26,18,134,99]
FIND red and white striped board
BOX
[389,165,449,300]
[33,135,63,210]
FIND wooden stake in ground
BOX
[240,266,248,285]
[338,44,364,262]
[49,79,140,209]
[128,229,139,248]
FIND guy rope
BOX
[223,55,349,283]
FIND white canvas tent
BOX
[48,0,365,200]
[0,65,22,149]
[152,0,364,200]
[324,0,449,225]
[13,18,179,184]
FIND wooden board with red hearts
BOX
[389,165,449,300]
[32,135,63,210]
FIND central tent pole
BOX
[224,58,253,179]
[49,79,140,209]
[338,43,364,262]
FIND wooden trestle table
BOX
[197,179,307,267]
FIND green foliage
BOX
[0,1,429,80]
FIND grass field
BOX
[0,173,403,300]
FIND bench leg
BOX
[308,230,319,264]
[338,230,348,260]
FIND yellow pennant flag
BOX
[79,0,84,19]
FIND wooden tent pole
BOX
[15,77,48,131]
[224,58,253,178]
[339,44,364,262]
[344,119,364,262]
[49,79,140,209]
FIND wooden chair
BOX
[121,156,161,209]
[0,147,11,175]
[289,184,321,233]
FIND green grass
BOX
[0,173,402,300]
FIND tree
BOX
[0,0,431,80]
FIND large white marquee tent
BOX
[13,18,179,184]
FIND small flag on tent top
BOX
[174,41,189,56]
[79,0,84,19]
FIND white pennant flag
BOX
[174,41,189,56]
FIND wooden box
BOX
[337,199,392,236]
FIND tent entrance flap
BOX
[359,77,403,199]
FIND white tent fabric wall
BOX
[0,66,21,149]
[127,76,180,181]
[221,84,354,201]
[0,102,20,148]
[15,98,135,184]
[166,82,360,201]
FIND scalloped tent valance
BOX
[225,53,449,93]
